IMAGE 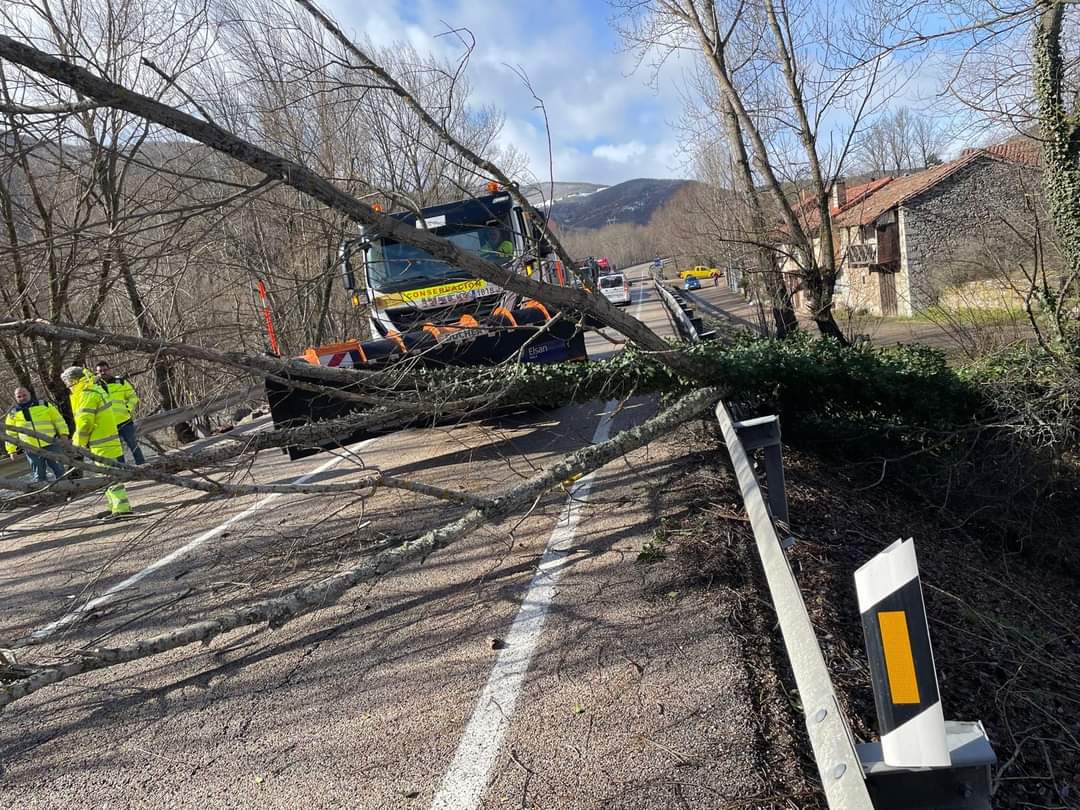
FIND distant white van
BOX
[598,272,631,306]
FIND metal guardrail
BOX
[716,401,995,808]
[652,276,714,342]
[716,401,875,809]
[136,382,265,436]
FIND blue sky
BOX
[324,0,691,185]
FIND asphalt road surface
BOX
[0,266,792,809]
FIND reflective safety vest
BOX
[97,375,139,426]
[4,400,69,455]
[69,375,123,460]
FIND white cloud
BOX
[591,140,647,163]
[322,0,695,184]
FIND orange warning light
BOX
[486,180,500,193]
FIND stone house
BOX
[778,177,893,312]
[831,137,1042,316]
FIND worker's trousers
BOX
[25,444,66,482]
[104,484,132,515]
[117,421,146,465]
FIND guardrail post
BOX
[854,539,996,808]
[732,415,789,526]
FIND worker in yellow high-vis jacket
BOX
[5,386,68,482]
[61,366,132,518]
[94,359,144,465]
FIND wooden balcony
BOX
[846,242,877,265]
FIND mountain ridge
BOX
[525,177,693,229]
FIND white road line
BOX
[430,401,618,810]
[633,274,648,321]
[29,438,375,641]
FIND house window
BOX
[859,224,876,243]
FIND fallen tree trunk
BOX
[0,427,493,508]
[3,335,988,512]
[0,386,720,710]
[0,35,699,377]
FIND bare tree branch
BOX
[0,33,701,377]
[0,385,721,711]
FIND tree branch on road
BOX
[0,386,721,710]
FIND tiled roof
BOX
[789,176,895,232]
[833,135,1041,228]
[960,134,1041,166]
[780,134,1041,236]
[832,159,974,227]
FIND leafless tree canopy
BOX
[0,0,536,420]
[853,108,948,174]
[0,19,1079,810]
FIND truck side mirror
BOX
[339,243,355,291]
[341,261,355,292]
[340,240,367,291]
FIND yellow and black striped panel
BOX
[859,575,940,733]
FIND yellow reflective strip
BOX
[9,425,55,438]
[12,422,55,434]
[374,279,491,310]
[878,610,921,705]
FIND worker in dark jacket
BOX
[94,360,145,465]
[5,386,68,482]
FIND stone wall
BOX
[900,156,1042,312]
[836,226,882,314]
[896,208,914,316]
[836,266,885,314]
[937,278,1026,311]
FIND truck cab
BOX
[344,192,551,337]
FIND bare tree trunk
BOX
[762,0,844,341]
[117,248,195,442]
[1034,0,1080,348]
[665,0,844,342]
[718,96,798,338]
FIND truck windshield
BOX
[366,224,515,294]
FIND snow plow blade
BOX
[266,305,587,459]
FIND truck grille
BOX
[387,296,501,331]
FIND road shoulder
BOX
[478,420,814,809]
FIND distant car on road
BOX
[599,272,632,305]
[678,266,719,280]
[683,276,701,291]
